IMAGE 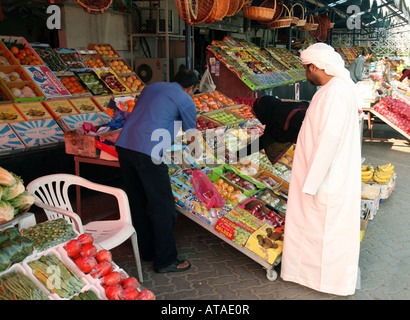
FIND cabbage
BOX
[8,191,35,213]
[0,201,14,222]
[1,177,25,201]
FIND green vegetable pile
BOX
[21,219,76,251]
[0,271,49,300]
[28,253,85,298]
[0,166,35,224]
[0,227,34,272]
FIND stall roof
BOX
[303,0,409,29]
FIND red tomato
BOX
[122,276,139,290]
[77,233,94,245]
[65,239,82,258]
[103,271,122,286]
[96,249,112,263]
[123,287,139,300]
[96,261,113,277]
[80,243,97,257]
[138,289,155,300]
[105,285,124,300]
[75,256,97,274]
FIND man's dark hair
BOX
[173,69,199,89]
[362,48,372,56]
[402,68,408,74]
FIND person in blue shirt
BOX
[116,70,198,273]
[349,48,372,83]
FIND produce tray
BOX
[0,103,27,123]
[0,36,45,66]
[0,80,45,103]
[23,65,71,100]
[75,70,113,96]
[30,43,70,73]
[0,65,32,82]
[0,84,12,104]
[54,48,88,72]
[77,49,106,69]
[93,68,131,94]
[0,122,27,155]
[14,101,53,121]
[68,97,102,114]
[43,99,80,119]
[58,74,93,98]
[57,112,105,132]
[11,119,65,150]
[0,40,20,66]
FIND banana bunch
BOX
[361,165,374,182]
[373,163,395,183]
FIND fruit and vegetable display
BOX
[59,76,90,96]
[31,44,68,72]
[76,72,111,95]
[373,95,410,136]
[8,45,42,66]
[362,163,395,184]
[99,71,129,93]
[0,167,35,224]
[55,50,87,70]
[206,110,245,125]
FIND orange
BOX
[10,46,19,55]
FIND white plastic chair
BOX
[26,173,143,283]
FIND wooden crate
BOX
[64,128,99,158]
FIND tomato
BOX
[96,249,112,263]
[103,271,122,286]
[77,233,94,245]
[80,243,97,257]
[105,285,124,300]
[122,276,139,290]
[96,261,113,277]
[138,289,155,300]
[123,287,139,300]
[75,256,97,274]
[65,239,82,258]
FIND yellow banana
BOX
[374,172,393,179]
[373,173,390,183]
[362,176,372,182]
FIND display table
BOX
[74,155,120,216]
[72,155,282,281]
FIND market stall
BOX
[0,166,154,300]
[0,35,143,157]
[205,36,316,100]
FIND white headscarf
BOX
[300,43,361,110]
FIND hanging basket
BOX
[290,4,299,26]
[257,0,280,25]
[243,0,253,7]
[301,14,318,31]
[176,0,216,25]
[268,4,292,29]
[74,0,113,14]
[226,0,240,17]
[292,3,306,27]
[244,5,276,21]
[205,0,230,23]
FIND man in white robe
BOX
[281,43,362,296]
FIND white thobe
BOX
[281,77,361,296]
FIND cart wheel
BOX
[266,268,278,281]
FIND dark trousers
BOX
[116,146,178,270]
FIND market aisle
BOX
[104,123,409,300]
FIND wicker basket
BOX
[268,4,292,29]
[301,14,318,31]
[292,3,306,27]
[244,5,276,21]
[74,0,113,14]
[176,0,216,25]
[257,0,280,25]
[226,0,239,17]
[205,0,230,23]
[243,0,253,7]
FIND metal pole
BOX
[185,23,192,70]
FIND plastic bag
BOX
[199,68,216,93]
[190,169,226,209]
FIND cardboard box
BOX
[11,119,64,150]
[361,189,381,220]
[1,80,45,103]
[69,97,100,114]
[0,104,26,123]
[92,95,113,111]
[94,129,121,158]
[57,112,105,132]
[23,65,71,100]
[245,224,283,264]
[64,129,99,158]
[0,123,26,155]
[43,99,80,119]
[14,101,52,121]
[0,36,45,66]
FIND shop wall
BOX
[62,4,129,57]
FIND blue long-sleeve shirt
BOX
[115,82,196,161]
[349,55,365,83]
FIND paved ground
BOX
[31,121,410,300]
